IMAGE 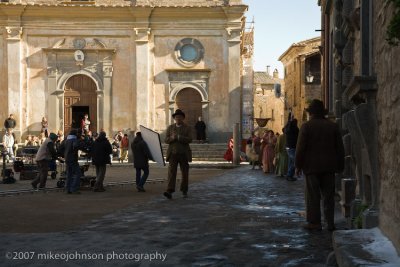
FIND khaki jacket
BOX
[165,123,192,162]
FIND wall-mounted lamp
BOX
[306,72,314,83]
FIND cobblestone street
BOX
[0,166,339,267]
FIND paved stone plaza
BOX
[0,166,340,267]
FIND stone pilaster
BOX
[5,26,23,139]
[101,61,113,133]
[134,27,151,129]
[226,27,242,134]
[47,65,63,132]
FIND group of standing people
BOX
[246,118,299,182]
[24,109,193,200]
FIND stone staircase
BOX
[162,143,227,162]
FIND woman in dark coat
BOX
[131,132,153,192]
[91,131,112,192]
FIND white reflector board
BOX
[140,125,166,166]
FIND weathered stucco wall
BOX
[3,0,243,6]
[23,33,134,134]
[0,3,246,142]
[374,0,400,253]
[153,34,229,134]
[0,33,6,121]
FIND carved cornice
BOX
[226,27,242,43]
[342,75,377,106]
[102,63,113,77]
[42,48,116,54]
[134,28,151,43]
[5,26,22,40]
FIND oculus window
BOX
[175,38,204,67]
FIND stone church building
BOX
[0,0,247,142]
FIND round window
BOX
[175,38,204,67]
[180,44,198,62]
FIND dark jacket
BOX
[285,120,299,149]
[295,116,345,175]
[91,135,112,165]
[165,123,192,162]
[4,118,16,129]
[61,135,85,164]
[131,136,153,169]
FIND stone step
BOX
[161,143,228,161]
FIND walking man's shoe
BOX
[302,223,322,231]
[286,176,297,181]
[163,191,172,199]
[137,186,146,192]
[31,182,37,189]
[94,188,105,192]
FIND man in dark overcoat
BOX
[295,99,345,231]
[91,131,112,192]
[131,132,153,192]
[194,116,206,142]
[163,109,192,199]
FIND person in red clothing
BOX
[223,137,234,162]
[120,133,129,163]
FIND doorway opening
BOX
[71,106,89,130]
[64,74,97,134]
[175,88,202,138]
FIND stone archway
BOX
[63,74,97,134]
[175,88,203,137]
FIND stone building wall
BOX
[0,2,246,142]
[374,1,400,253]
[253,73,285,135]
[279,37,321,126]
[0,32,5,121]
[3,0,242,6]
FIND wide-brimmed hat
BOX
[306,99,327,115]
[172,109,185,118]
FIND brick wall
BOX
[374,1,400,253]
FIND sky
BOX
[242,0,321,77]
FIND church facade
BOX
[0,0,247,142]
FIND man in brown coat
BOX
[295,99,344,231]
[163,109,192,199]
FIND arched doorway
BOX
[64,74,97,134]
[175,88,202,138]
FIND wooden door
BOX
[64,75,97,134]
[175,88,202,138]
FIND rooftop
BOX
[254,72,281,84]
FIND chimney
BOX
[266,65,271,76]
[273,68,279,78]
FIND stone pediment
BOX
[51,37,107,49]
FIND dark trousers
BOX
[167,154,189,193]
[136,166,149,188]
[95,164,107,189]
[32,160,49,188]
[66,161,81,193]
[305,173,335,226]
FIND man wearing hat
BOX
[295,99,344,231]
[163,109,192,199]
[32,133,58,189]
